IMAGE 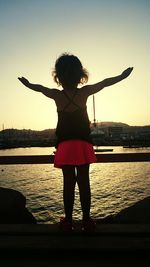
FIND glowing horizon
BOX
[0,0,150,131]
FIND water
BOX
[0,146,150,223]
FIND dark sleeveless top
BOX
[55,90,92,146]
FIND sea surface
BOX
[0,146,150,223]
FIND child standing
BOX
[18,53,133,231]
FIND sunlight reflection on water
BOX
[0,147,150,223]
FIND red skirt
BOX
[54,139,97,168]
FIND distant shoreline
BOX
[1,123,150,149]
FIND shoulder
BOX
[42,88,60,99]
[52,89,61,96]
[79,85,92,97]
[49,88,60,95]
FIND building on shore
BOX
[0,124,150,148]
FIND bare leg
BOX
[76,164,91,221]
[62,165,76,222]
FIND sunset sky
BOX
[0,0,150,130]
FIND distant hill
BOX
[1,122,150,135]
[0,128,57,148]
[0,122,150,148]
[0,128,56,137]
[93,121,129,128]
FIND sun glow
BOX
[0,0,150,130]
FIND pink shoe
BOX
[59,217,74,232]
[82,218,96,232]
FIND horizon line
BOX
[1,122,150,132]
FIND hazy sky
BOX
[0,0,150,130]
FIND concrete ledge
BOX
[0,224,150,251]
[0,223,150,235]
[0,224,150,266]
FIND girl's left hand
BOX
[18,77,29,86]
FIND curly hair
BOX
[52,53,89,88]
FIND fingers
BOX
[122,67,133,79]
[18,76,26,79]
[18,77,27,82]
[18,77,23,81]
[18,77,29,86]
[125,67,133,74]
[128,67,133,74]
[129,67,133,71]
[125,67,133,73]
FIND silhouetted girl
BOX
[18,53,133,231]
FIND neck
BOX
[62,83,78,90]
[63,86,77,91]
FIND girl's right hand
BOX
[18,77,30,86]
[121,67,133,79]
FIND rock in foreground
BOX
[0,187,36,224]
[98,196,150,224]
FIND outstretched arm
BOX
[18,77,58,98]
[84,67,133,96]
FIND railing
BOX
[0,153,150,165]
